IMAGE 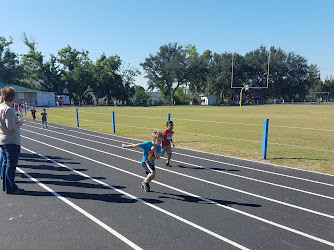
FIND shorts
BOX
[162,144,172,156]
[32,115,36,119]
[142,161,155,174]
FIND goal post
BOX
[231,42,271,107]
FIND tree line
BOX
[1,35,333,105]
[141,43,334,104]
[0,34,139,104]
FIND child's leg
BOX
[142,170,155,192]
[165,145,172,166]
[145,170,156,182]
[141,162,156,191]
[167,153,172,164]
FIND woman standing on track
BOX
[0,86,25,194]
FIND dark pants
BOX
[1,144,21,193]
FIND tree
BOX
[21,34,67,94]
[40,54,65,93]
[308,64,322,92]
[283,51,309,100]
[119,65,140,102]
[135,89,150,106]
[187,46,211,95]
[244,46,287,101]
[174,86,191,104]
[58,45,92,102]
[141,43,189,104]
[323,76,334,93]
[244,45,271,88]
[90,53,125,104]
[244,46,309,101]
[0,36,22,85]
[91,53,118,102]
[317,75,334,100]
[206,52,245,104]
[21,34,44,88]
[21,34,44,89]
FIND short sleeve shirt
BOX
[140,141,162,165]
[162,129,174,146]
[41,112,47,121]
[0,103,21,145]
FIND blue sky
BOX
[1,0,333,87]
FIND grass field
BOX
[33,104,334,175]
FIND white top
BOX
[0,103,21,145]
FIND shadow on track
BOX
[152,191,261,208]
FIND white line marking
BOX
[20,146,249,250]
[27,120,334,177]
[23,125,334,196]
[24,123,334,187]
[22,128,334,221]
[62,127,334,186]
[20,136,334,247]
[16,167,142,250]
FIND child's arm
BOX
[122,143,140,149]
[151,146,161,159]
[171,139,175,147]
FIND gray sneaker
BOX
[141,182,150,192]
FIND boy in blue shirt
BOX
[41,108,48,129]
[122,130,163,192]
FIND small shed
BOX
[200,95,217,105]
[0,81,56,107]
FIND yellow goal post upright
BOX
[231,42,271,107]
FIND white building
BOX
[0,81,56,107]
[200,95,217,105]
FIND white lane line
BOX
[57,126,334,188]
[21,129,334,219]
[20,146,249,250]
[21,136,334,248]
[23,125,334,197]
[170,152,334,187]
[30,121,334,178]
[16,167,142,250]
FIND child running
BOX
[122,130,163,192]
[162,121,175,167]
[30,106,36,122]
[41,108,48,128]
[17,104,23,118]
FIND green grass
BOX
[31,105,334,175]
